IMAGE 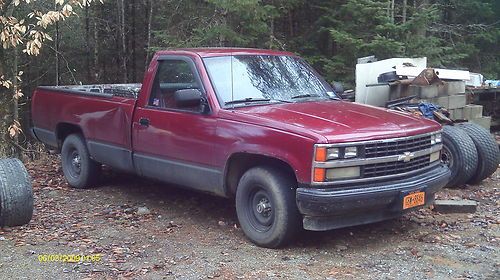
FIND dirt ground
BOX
[0,156,498,280]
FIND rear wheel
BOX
[61,134,101,188]
[235,166,301,248]
[457,123,500,184]
[442,125,478,188]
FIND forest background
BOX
[0,0,498,157]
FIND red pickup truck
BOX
[31,48,450,248]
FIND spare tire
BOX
[442,125,478,188]
[457,123,500,184]
[0,158,33,227]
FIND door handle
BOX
[139,118,150,127]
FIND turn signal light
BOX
[313,168,326,182]
[315,147,327,162]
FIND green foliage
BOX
[1,0,498,156]
[29,0,498,87]
[152,0,277,48]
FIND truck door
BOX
[132,56,222,194]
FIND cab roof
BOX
[155,48,297,58]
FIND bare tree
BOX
[85,3,91,82]
[131,0,137,81]
[118,0,128,82]
[93,9,99,82]
[11,46,19,157]
[145,0,153,72]
[402,0,408,23]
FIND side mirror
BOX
[174,89,202,107]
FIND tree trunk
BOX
[12,47,19,157]
[269,18,275,49]
[85,3,91,82]
[219,8,227,46]
[416,0,429,37]
[131,0,137,81]
[100,2,107,81]
[0,48,4,78]
[93,8,99,82]
[144,0,153,72]
[55,21,60,85]
[402,0,408,23]
[118,0,128,83]
[390,0,395,23]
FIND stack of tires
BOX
[0,158,34,227]
[442,123,500,188]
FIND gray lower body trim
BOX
[87,141,135,173]
[133,153,225,196]
[32,127,58,148]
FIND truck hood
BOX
[228,100,441,143]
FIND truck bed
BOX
[31,84,139,160]
[38,84,142,99]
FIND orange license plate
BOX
[403,191,425,210]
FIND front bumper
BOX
[296,164,451,231]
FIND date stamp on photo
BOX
[38,254,103,263]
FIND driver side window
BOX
[149,59,201,112]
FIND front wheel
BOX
[235,166,301,248]
[61,134,101,189]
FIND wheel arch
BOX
[55,123,84,149]
[224,152,298,197]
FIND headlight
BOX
[344,147,358,158]
[315,146,359,162]
[435,133,442,143]
[431,133,442,145]
[327,148,340,160]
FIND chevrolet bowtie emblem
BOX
[398,152,415,163]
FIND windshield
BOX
[203,55,336,107]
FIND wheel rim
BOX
[246,187,274,232]
[67,149,82,177]
[442,145,454,169]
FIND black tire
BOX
[457,123,500,184]
[0,158,33,227]
[442,125,478,188]
[235,166,301,248]
[61,134,101,189]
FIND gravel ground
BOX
[0,156,498,280]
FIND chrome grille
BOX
[363,155,431,178]
[364,135,432,158]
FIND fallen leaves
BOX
[1,155,497,279]
[0,156,171,278]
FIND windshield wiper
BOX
[225,98,272,105]
[329,96,342,100]
[225,97,293,106]
[291,94,320,99]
